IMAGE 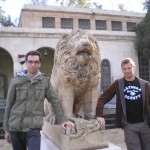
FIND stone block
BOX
[41,130,122,150]
[42,119,109,150]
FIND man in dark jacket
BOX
[3,50,74,150]
[96,57,150,150]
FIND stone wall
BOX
[0,28,138,78]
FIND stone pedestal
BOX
[42,118,122,150]
[41,131,122,150]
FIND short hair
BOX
[121,58,135,67]
[25,51,42,62]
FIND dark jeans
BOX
[10,129,41,150]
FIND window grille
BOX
[112,21,122,31]
[61,18,73,29]
[42,17,55,28]
[96,20,107,30]
[79,19,90,29]
[127,22,136,32]
[138,53,150,81]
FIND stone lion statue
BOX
[44,30,100,121]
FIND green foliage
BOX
[134,0,150,59]
[143,0,150,12]
[0,0,6,18]
[56,0,102,9]
[118,3,126,11]
[0,0,15,27]
[1,15,15,27]
[27,0,48,5]
[0,0,14,27]
[134,12,150,59]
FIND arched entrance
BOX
[0,48,13,134]
[37,47,54,77]
[0,48,13,98]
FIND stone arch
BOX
[0,47,13,98]
[37,47,54,77]
[101,59,111,92]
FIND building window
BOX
[138,53,149,81]
[96,20,107,30]
[127,22,136,32]
[42,17,55,28]
[61,18,73,29]
[111,21,122,31]
[79,19,90,29]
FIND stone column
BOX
[107,20,112,31]
[55,18,61,28]
[73,18,79,29]
[122,21,127,31]
[90,18,95,30]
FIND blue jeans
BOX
[10,129,41,150]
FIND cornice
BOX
[0,28,135,41]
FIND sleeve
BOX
[3,79,16,131]
[45,80,67,124]
[96,80,118,117]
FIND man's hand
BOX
[5,131,11,143]
[61,121,75,130]
[96,117,106,129]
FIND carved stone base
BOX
[42,119,109,150]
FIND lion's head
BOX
[54,30,100,76]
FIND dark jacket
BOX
[96,77,150,128]
[3,74,67,132]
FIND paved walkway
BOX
[103,128,127,150]
[0,139,11,150]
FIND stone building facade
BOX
[19,5,143,31]
[0,4,145,98]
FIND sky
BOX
[2,0,146,20]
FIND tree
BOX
[143,0,150,11]
[118,3,126,11]
[0,0,15,27]
[56,0,102,9]
[92,2,102,9]
[2,15,15,27]
[134,0,150,59]
[134,0,150,80]
[0,0,5,25]
[27,0,48,5]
